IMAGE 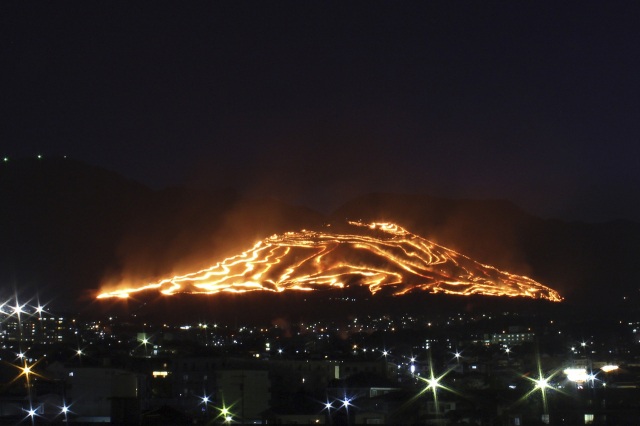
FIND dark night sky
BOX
[2,2,640,222]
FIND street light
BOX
[516,357,561,424]
[413,351,458,418]
[534,376,550,390]
[199,393,212,420]
[60,403,72,423]
[75,348,85,366]
[216,403,236,424]
[340,396,353,426]
[25,405,38,425]
[321,400,334,425]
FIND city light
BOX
[534,377,550,389]
[564,368,588,382]
[0,295,635,424]
[215,403,237,424]
[518,359,564,415]
[59,402,72,422]
[413,356,458,416]
[13,303,25,316]
[8,358,44,384]
[22,364,32,377]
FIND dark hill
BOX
[331,193,640,303]
[0,157,151,305]
[1,160,638,316]
[0,157,324,310]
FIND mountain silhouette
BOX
[1,157,638,315]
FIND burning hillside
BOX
[98,221,562,302]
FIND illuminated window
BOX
[584,414,594,424]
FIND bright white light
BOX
[564,368,588,382]
[601,365,619,373]
[202,396,210,404]
[410,364,416,374]
[61,405,69,414]
[342,398,351,408]
[534,377,549,389]
[454,351,461,358]
[426,377,440,389]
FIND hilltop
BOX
[1,157,638,317]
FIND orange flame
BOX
[97,221,562,302]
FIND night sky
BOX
[3,2,640,222]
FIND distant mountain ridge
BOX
[1,157,638,312]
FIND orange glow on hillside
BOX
[97,221,562,302]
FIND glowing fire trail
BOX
[97,222,562,302]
